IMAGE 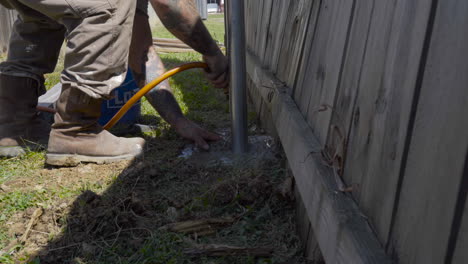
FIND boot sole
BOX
[45,153,142,167]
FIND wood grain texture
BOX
[388,1,468,263]
[323,0,374,180]
[336,0,433,246]
[292,0,322,113]
[255,0,273,59]
[295,186,312,247]
[252,0,264,55]
[276,0,314,89]
[247,50,392,264]
[293,0,354,147]
[264,0,289,73]
[295,186,324,263]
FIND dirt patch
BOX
[1,133,306,263]
[4,200,71,258]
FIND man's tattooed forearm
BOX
[150,0,221,56]
[143,47,185,125]
[147,89,185,125]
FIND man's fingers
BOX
[205,67,230,89]
[214,73,228,86]
[211,74,229,89]
[217,77,230,90]
[194,136,210,150]
[202,130,222,141]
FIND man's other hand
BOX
[173,117,222,150]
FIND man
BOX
[0,0,229,166]
[129,0,228,151]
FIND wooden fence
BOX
[0,6,16,53]
[244,0,468,263]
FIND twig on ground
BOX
[46,243,81,252]
[160,217,235,236]
[183,244,274,257]
[20,208,44,243]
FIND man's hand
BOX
[203,53,229,91]
[173,117,222,150]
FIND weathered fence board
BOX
[358,0,433,246]
[342,0,398,193]
[335,0,433,246]
[293,0,354,146]
[388,1,468,263]
[323,0,373,194]
[255,0,273,61]
[263,0,289,73]
[295,186,323,262]
[292,0,321,116]
[276,0,314,88]
[252,0,264,55]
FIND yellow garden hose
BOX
[103,62,207,130]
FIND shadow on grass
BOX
[25,55,304,264]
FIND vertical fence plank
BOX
[256,0,273,62]
[341,0,398,191]
[336,0,433,246]
[252,0,264,55]
[293,0,355,146]
[388,1,468,263]
[324,0,374,183]
[276,0,314,89]
[265,0,289,74]
[292,0,322,110]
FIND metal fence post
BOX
[227,0,248,153]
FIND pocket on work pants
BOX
[61,0,136,98]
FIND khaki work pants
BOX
[0,0,136,99]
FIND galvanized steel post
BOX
[227,0,248,153]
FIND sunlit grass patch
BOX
[152,13,225,45]
[0,151,45,185]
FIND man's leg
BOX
[30,0,146,166]
[0,1,65,157]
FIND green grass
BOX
[152,13,225,44]
[0,152,45,185]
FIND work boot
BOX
[46,86,145,166]
[0,74,51,157]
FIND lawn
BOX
[152,14,226,45]
[0,13,306,264]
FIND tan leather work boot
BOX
[0,74,51,157]
[46,87,145,166]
